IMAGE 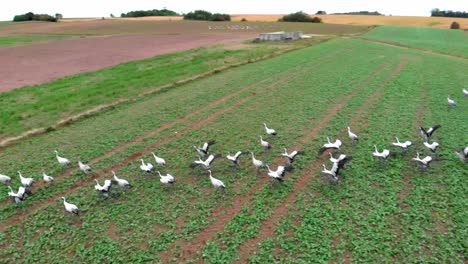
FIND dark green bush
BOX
[13,12,57,22]
[279,12,322,23]
[183,10,230,21]
[450,21,460,29]
[120,8,178,17]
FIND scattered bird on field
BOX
[140,159,154,173]
[318,137,342,155]
[412,152,433,168]
[423,141,440,153]
[281,148,303,164]
[454,146,468,162]
[372,145,391,161]
[18,171,34,187]
[112,171,131,188]
[7,186,21,204]
[250,152,265,171]
[263,123,277,136]
[157,171,175,185]
[226,151,247,166]
[321,163,340,183]
[7,186,30,204]
[94,179,112,196]
[194,140,215,157]
[329,153,345,163]
[0,174,11,185]
[265,164,288,182]
[321,163,337,177]
[151,152,166,166]
[447,96,456,107]
[78,161,91,174]
[207,170,225,192]
[347,127,358,141]
[54,150,71,167]
[463,88,468,96]
[329,153,352,169]
[420,125,441,141]
[42,171,54,183]
[392,137,412,151]
[260,136,271,149]
[190,154,220,170]
[61,197,80,215]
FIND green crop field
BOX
[0,35,466,264]
[0,37,330,139]
[362,26,468,57]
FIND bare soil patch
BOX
[0,33,255,91]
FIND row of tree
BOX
[279,12,322,23]
[183,10,231,21]
[120,8,179,17]
[329,11,383,15]
[13,12,60,22]
[431,9,468,18]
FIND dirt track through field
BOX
[0,49,347,231]
[0,48,345,208]
[354,37,468,60]
[0,33,256,92]
[234,61,407,263]
[159,62,393,262]
[397,84,428,210]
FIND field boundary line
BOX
[0,38,336,150]
[234,61,407,263]
[0,49,347,231]
[0,48,346,209]
[159,62,392,262]
[353,37,468,60]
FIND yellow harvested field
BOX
[231,14,468,29]
[61,16,183,22]
[61,15,468,29]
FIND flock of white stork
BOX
[0,90,466,215]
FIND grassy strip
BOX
[0,35,69,46]
[361,26,468,57]
[0,37,330,141]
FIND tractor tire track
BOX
[0,50,347,231]
[0,50,346,208]
[159,62,392,262]
[235,61,407,263]
[397,83,428,209]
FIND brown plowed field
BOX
[0,33,256,91]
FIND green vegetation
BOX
[13,12,57,22]
[362,26,468,57]
[0,37,330,138]
[0,37,466,263]
[431,8,468,18]
[279,11,322,23]
[183,10,231,21]
[0,35,67,46]
[120,8,179,18]
[332,11,383,15]
[450,21,460,29]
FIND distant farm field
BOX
[362,26,468,57]
[0,34,466,263]
[231,14,468,29]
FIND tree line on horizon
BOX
[431,8,468,18]
[13,12,61,22]
[120,8,179,18]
